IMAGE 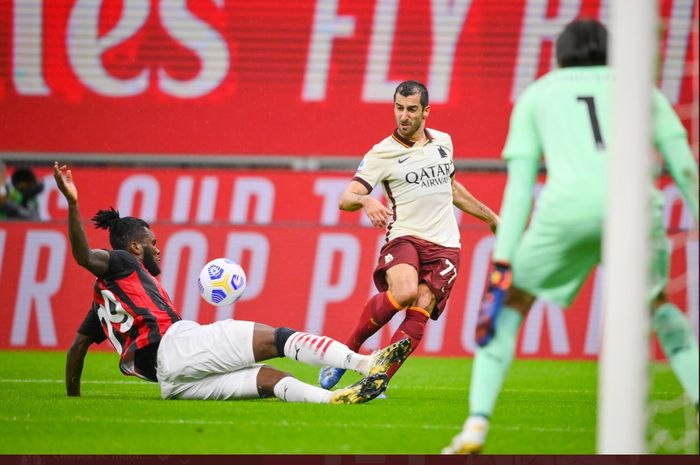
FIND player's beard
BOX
[398,117,423,139]
[143,248,161,277]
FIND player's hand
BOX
[362,196,393,228]
[488,219,498,234]
[475,262,512,347]
[53,161,78,205]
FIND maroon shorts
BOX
[373,236,461,320]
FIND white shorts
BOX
[156,319,263,400]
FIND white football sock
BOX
[272,376,333,403]
[283,331,367,372]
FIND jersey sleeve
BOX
[501,86,542,162]
[653,90,699,223]
[104,249,140,280]
[494,86,542,263]
[77,308,107,344]
[352,150,386,193]
[652,89,688,144]
[492,158,539,263]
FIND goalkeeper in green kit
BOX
[444,18,699,454]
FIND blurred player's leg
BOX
[445,306,523,453]
[470,306,523,416]
[653,302,699,406]
[442,416,489,454]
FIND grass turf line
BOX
[0,350,694,454]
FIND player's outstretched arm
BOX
[652,90,699,224]
[452,179,499,232]
[65,332,94,397]
[53,162,109,276]
[658,136,699,224]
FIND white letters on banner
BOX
[159,0,229,98]
[584,267,604,355]
[314,178,349,225]
[521,301,570,355]
[10,231,65,346]
[118,174,160,221]
[511,0,581,101]
[362,0,401,102]
[22,0,227,98]
[305,233,361,335]
[660,0,697,103]
[230,178,275,225]
[9,0,694,104]
[11,0,694,103]
[12,0,50,95]
[68,0,151,97]
[194,177,220,224]
[3,222,697,352]
[427,0,474,103]
[303,0,356,101]
[172,177,195,223]
[172,176,222,223]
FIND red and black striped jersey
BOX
[81,249,181,381]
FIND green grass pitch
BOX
[0,350,695,454]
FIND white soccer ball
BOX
[198,258,247,306]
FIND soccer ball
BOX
[198,258,247,306]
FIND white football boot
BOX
[442,416,489,454]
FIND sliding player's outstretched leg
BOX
[330,373,389,404]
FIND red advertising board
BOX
[1,167,696,359]
[0,0,697,157]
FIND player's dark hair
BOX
[11,166,44,198]
[394,80,429,108]
[92,207,150,251]
[556,18,607,68]
[11,167,38,186]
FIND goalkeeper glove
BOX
[475,262,512,347]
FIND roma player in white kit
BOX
[319,81,500,389]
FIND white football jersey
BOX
[353,128,460,248]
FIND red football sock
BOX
[346,291,403,351]
[385,306,429,380]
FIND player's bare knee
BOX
[414,284,436,312]
[390,285,419,307]
[504,286,535,317]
